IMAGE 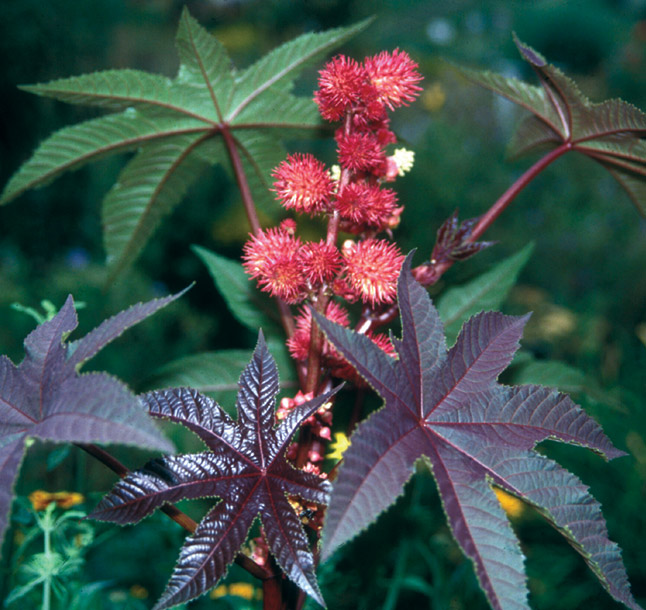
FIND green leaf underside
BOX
[2,9,371,276]
[314,254,640,610]
[0,292,182,553]
[436,243,534,345]
[457,36,646,215]
[90,334,340,609]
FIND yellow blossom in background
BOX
[29,490,84,511]
[422,82,446,112]
[210,582,261,601]
[129,585,149,599]
[327,432,351,461]
[493,487,524,518]
[329,164,341,183]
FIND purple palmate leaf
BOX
[90,332,340,609]
[313,253,641,610]
[0,292,182,553]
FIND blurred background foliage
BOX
[1,0,645,608]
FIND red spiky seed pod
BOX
[314,55,368,122]
[341,238,405,306]
[335,181,398,230]
[365,48,423,110]
[242,227,307,304]
[272,153,334,215]
[299,240,342,286]
[336,131,386,173]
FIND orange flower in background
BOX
[29,490,85,511]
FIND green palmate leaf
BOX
[436,243,533,344]
[192,245,281,335]
[102,135,222,278]
[1,9,370,277]
[457,36,646,214]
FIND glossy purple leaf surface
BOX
[313,253,641,610]
[0,292,181,553]
[90,332,339,609]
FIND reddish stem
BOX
[468,141,572,242]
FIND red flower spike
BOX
[341,238,404,306]
[272,154,334,215]
[287,302,350,362]
[299,241,342,286]
[242,228,307,304]
[314,55,368,122]
[335,182,398,230]
[365,48,423,110]
[337,131,386,173]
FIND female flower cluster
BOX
[242,49,422,314]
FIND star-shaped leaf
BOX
[0,291,182,553]
[456,35,646,214]
[313,253,641,610]
[0,10,370,277]
[90,332,340,609]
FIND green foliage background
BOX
[0,0,645,608]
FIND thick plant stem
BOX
[221,125,261,236]
[220,124,297,344]
[468,141,572,242]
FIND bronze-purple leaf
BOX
[0,292,182,553]
[313,253,641,610]
[90,332,340,609]
[457,35,646,215]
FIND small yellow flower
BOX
[129,585,149,599]
[493,487,524,518]
[28,490,85,511]
[327,432,351,461]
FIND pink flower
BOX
[365,49,423,110]
[272,153,334,214]
[341,238,404,306]
[242,227,307,304]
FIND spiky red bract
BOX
[272,154,334,215]
[336,131,385,173]
[341,239,404,306]
[287,302,350,362]
[314,55,368,122]
[242,227,307,304]
[365,49,423,110]
[335,182,398,230]
[299,240,342,286]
